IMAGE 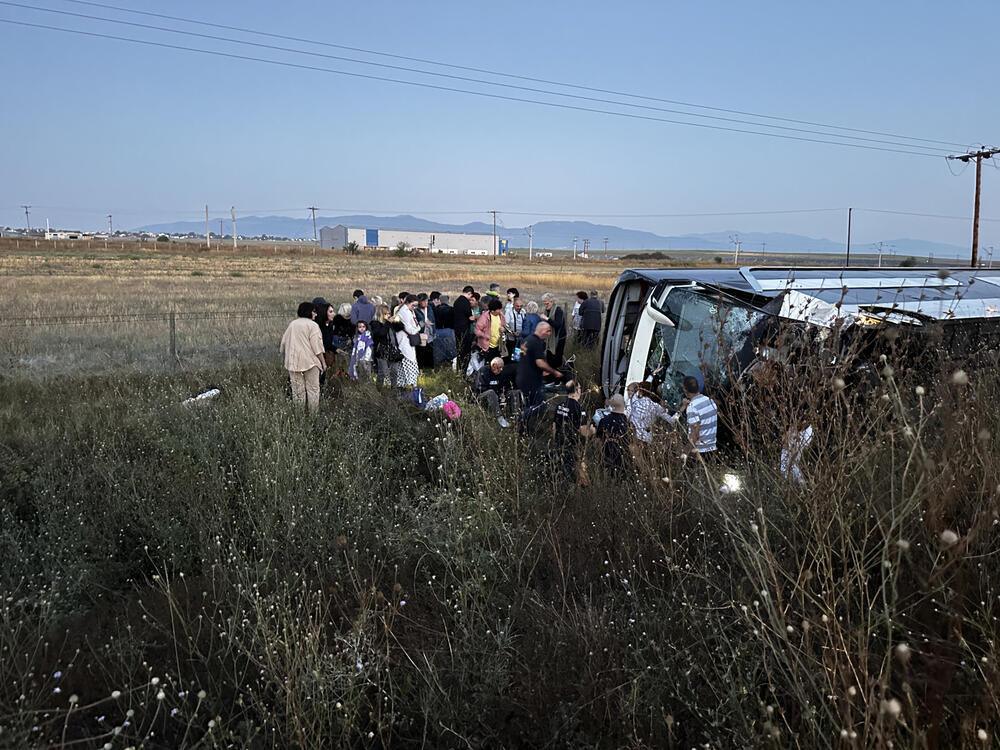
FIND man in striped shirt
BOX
[679,375,718,456]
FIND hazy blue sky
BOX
[2,0,998,250]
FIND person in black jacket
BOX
[578,293,603,349]
[541,293,567,370]
[368,304,395,386]
[452,285,475,369]
[432,294,457,365]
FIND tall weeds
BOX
[0,336,997,747]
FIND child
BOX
[349,320,374,382]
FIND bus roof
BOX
[616,266,1000,323]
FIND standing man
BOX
[504,287,519,321]
[280,301,326,412]
[578,291,603,349]
[350,289,375,326]
[541,293,568,369]
[516,320,561,433]
[676,375,718,458]
[453,285,475,368]
[551,379,595,480]
[596,394,630,474]
[504,296,525,360]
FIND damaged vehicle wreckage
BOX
[601,265,1000,437]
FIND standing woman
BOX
[414,293,435,370]
[541,293,567,369]
[314,301,337,372]
[394,294,421,388]
[521,300,542,338]
[369,304,395,386]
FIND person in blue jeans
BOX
[515,321,562,434]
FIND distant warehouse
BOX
[319,225,500,255]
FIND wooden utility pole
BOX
[947,146,999,268]
[308,206,319,243]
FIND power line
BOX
[0,1,953,154]
[54,0,970,150]
[0,17,952,158]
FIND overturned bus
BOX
[600,266,1000,410]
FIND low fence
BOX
[0,300,587,377]
[0,309,291,376]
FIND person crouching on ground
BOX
[349,320,374,382]
[551,379,595,481]
[474,356,515,427]
[280,301,326,411]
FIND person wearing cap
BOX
[280,301,326,411]
[596,394,630,474]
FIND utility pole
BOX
[947,146,999,268]
[21,204,31,231]
[205,205,211,249]
[528,225,533,261]
[219,219,223,240]
[875,241,884,268]
[489,210,498,257]
[583,238,590,256]
[760,240,766,259]
[231,206,237,251]
[107,214,113,236]
[307,206,319,243]
[845,207,852,267]
[603,236,609,258]
[573,236,578,260]
[730,233,741,265]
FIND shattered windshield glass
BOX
[647,287,765,409]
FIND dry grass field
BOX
[0,238,633,374]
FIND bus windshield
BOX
[648,287,764,409]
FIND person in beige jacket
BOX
[280,301,327,411]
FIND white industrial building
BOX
[319,224,498,255]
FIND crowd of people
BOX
[280,282,718,480]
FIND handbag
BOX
[408,331,423,347]
[381,334,404,363]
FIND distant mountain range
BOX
[138,214,972,258]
